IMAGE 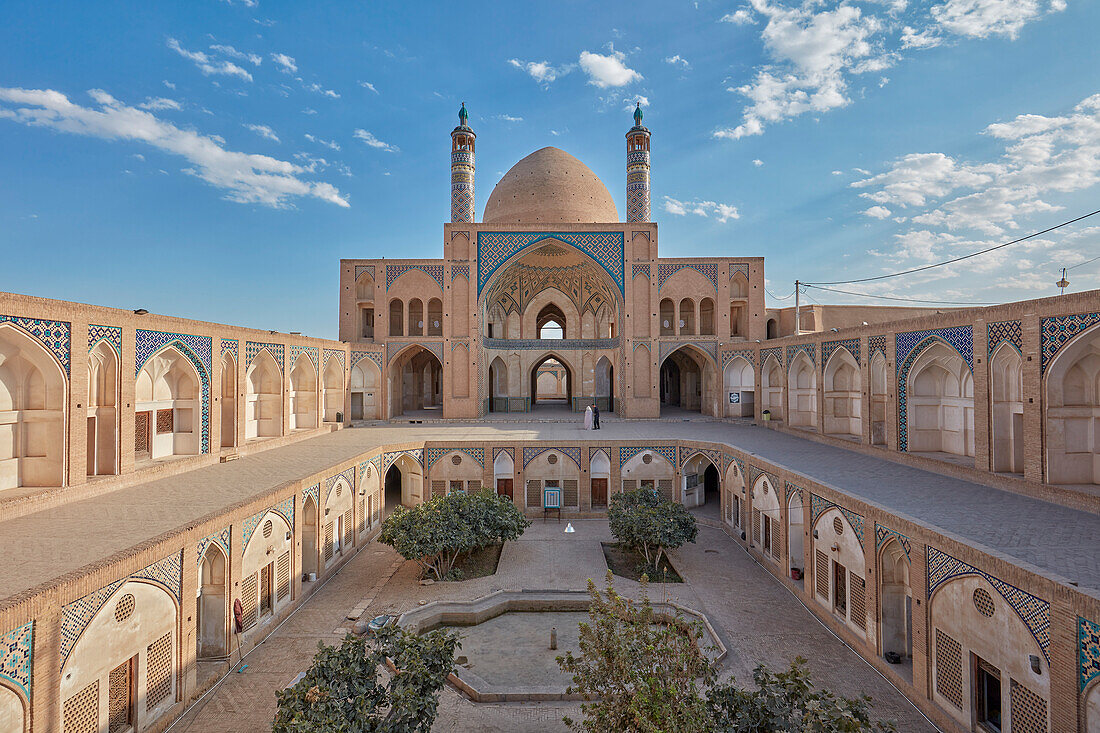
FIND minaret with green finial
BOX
[626,101,650,222]
[450,102,476,223]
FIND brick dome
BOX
[482,147,619,224]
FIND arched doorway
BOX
[389,346,443,418]
[302,496,318,580]
[537,303,567,339]
[350,359,380,421]
[220,352,236,448]
[489,356,509,412]
[595,356,614,413]
[990,343,1023,474]
[197,544,228,658]
[493,450,515,500]
[1044,323,1099,484]
[879,538,912,664]
[385,464,402,514]
[530,354,572,413]
[87,340,118,476]
[766,318,778,340]
[906,341,974,458]
[590,450,611,508]
[660,346,712,416]
[788,491,804,586]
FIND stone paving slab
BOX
[1,419,1097,603]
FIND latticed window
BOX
[135,412,150,454]
[935,628,963,709]
[259,563,273,616]
[1010,679,1048,733]
[343,509,353,548]
[770,518,783,561]
[622,479,636,492]
[752,509,761,544]
[324,522,334,561]
[358,498,366,535]
[815,550,829,599]
[449,480,464,494]
[240,573,258,630]
[277,551,291,601]
[563,480,579,507]
[146,632,173,710]
[156,408,174,434]
[658,479,674,502]
[63,680,99,733]
[850,575,867,630]
[432,480,446,498]
[108,658,134,733]
[526,480,541,507]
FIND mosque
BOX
[0,104,1099,733]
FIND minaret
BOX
[626,102,650,222]
[450,102,476,223]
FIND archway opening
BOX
[289,354,318,431]
[870,353,887,445]
[660,347,707,416]
[788,352,818,429]
[766,318,778,340]
[880,538,912,670]
[537,303,566,339]
[384,464,402,515]
[350,360,380,421]
[907,341,974,460]
[824,349,861,439]
[245,349,282,440]
[489,356,509,413]
[302,496,318,580]
[595,356,614,413]
[990,344,1023,474]
[87,341,118,476]
[197,544,227,658]
[1045,323,1100,484]
[788,492,804,587]
[724,356,754,418]
[703,464,719,505]
[221,352,236,448]
[761,355,784,421]
[323,359,344,423]
[531,355,571,413]
[390,346,443,418]
[136,345,201,459]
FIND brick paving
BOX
[172,521,934,732]
[2,418,1098,602]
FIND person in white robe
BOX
[583,404,594,430]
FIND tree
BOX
[607,487,697,575]
[272,625,460,733]
[378,488,530,581]
[557,572,716,733]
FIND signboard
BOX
[543,487,561,509]
[729,392,740,404]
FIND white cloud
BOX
[851,152,993,207]
[494,114,523,122]
[304,133,340,151]
[832,170,843,175]
[720,8,756,24]
[862,205,892,218]
[662,196,741,222]
[579,48,642,88]
[271,53,297,73]
[167,38,252,82]
[162,80,176,90]
[0,87,347,207]
[359,81,378,94]
[302,108,317,115]
[353,129,399,153]
[930,0,1043,40]
[304,82,339,98]
[752,158,764,166]
[507,59,572,84]
[210,44,262,66]
[900,25,942,48]
[624,96,650,112]
[244,123,279,142]
[220,0,258,7]
[139,97,181,111]
[664,54,691,69]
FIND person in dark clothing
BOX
[592,403,600,429]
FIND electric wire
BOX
[1067,253,1100,271]
[765,287,795,301]
[803,207,1100,286]
[803,283,996,306]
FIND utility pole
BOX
[794,280,801,335]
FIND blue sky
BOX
[1,0,1098,338]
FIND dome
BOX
[482,147,618,224]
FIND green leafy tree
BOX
[557,572,717,733]
[706,658,897,732]
[272,625,460,733]
[607,487,698,575]
[378,488,530,580]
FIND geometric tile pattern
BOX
[1079,616,1100,691]
[822,338,860,369]
[245,341,284,374]
[477,232,626,296]
[288,345,319,371]
[810,493,864,547]
[196,525,231,566]
[896,326,973,452]
[220,338,238,359]
[426,447,485,470]
[0,621,32,699]
[382,449,424,474]
[387,341,443,365]
[1040,311,1100,373]
[351,350,383,371]
[618,445,677,469]
[451,264,470,282]
[927,546,1050,661]
[88,324,122,355]
[323,348,345,371]
[760,346,783,368]
[324,467,355,505]
[728,262,750,279]
[784,481,803,510]
[135,330,212,454]
[786,342,817,369]
[656,263,719,290]
[522,446,581,469]
[679,446,723,468]
[632,263,650,280]
[60,552,182,669]
[722,349,755,368]
[987,320,1023,356]
[875,524,911,560]
[868,334,888,360]
[0,314,72,376]
[386,264,444,291]
[303,483,320,507]
[492,447,514,464]
[242,496,296,549]
[354,264,375,281]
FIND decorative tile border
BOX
[61,552,182,669]
[477,232,625,296]
[659,340,717,367]
[242,497,296,548]
[726,453,745,479]
[0,621,32,700]
[656,263,719,290]
[896,326,974,452]
[927,546,1050,662]
[382,449,424,473]
[492,447,514,464]
[822,338,860,369]
[679,446,723,469]
[785,342,817,368]
[220,338,239,359]
[618,445,677,469]
[451,263,470,282]
[0,314,71,376]
[387,341,443,365]
[589,446,611,464]
[760,346,783,367]
[810,494,865,547]
[386,264,444,291]
[1079,616,1100,691]
[288,345,319,371]
[868,334,888,360]
[325,467,355,505]
[1040,312,1100,373]
[427,447,485,470]
[483,336,618,351]
[245,341,285,374]
[351,350,383,371]
[721,349,755,368]
[323,348,345,371]
[136,330,212,454]
[728,262,750,279]
[303,483,320,507]
[88,324,122,356]
[784,481,804,508]
[875,524,911,560]
[632,263,650,280]
[522,446,581,469]
[987,320,1023,357]
[354,264,375,281]
[196,526,231,566]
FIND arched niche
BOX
[350,358,381,421]
[302,495,319,579]
[87,340,119,476]
[389,345,442,417]
[620,450,675,501]
[811,507,866,638]
[530,353,573,410]
[990,342,1024,474]
[1044,323,1100,485]
[136,345,201,460]
[385,453,424,508]
[245,349,283,439]
[428,451,483,497]
[660,345,716,416]
[198,543,228,658]
[723,460,745,529]
[750,474,781,563]
[488,356,510,412]
[787,490,804,582]
[906,341,974,457]
[723,356,754,418]
[323,476,354,564]
[870,352,887,445]
[240,510,293,627]
[289,354,318,431]
[221,351,237,448]
[595,356,614,412]
[0,683,25,733]
[788,351,818,429]
[823,348,861,438]
[761,355,783,420]
[0,323,66,490]
[322,358,344,423]
[878,538,911,663]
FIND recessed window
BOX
[451,454,462,465]
[114,594,135,622]
[547,454,558,465]
[263,520,273,538]
[833,517,844,535]
[973,588,995,618]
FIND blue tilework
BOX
[810,493,865,548]
[1040,312,1100,373]
[492,447,514,464]
[0,622,32,700]
[722,349,755,368]
[242,497,296,548]
[386,264,444,291]
[868,334,888,360]
[760,346,783,367]
[135,330,212,454]
[632,263,650,280]
[351,350,383,371]
[88,324,122,356]
[323,348,345,371]
[822,338,860,369]
[477,232,625,296]
[245,341,285,374]
[679,447,723,469]
[728,263,750,279]
[656,263,719,290]
[220,339,238,359]
[618,445,676,469]
[427,447,485,470]
[196,526,231,566]
[304,483,320,507]
[451,264,470,282]
[987,320,1023,357]
[288,345,319,371]
[522,446,581,469]
[785,342,817,368]
[0,315,71,376]
[895,326,974,452]
[324,468,355,504]
[354,265,375,281]
[1079,617,1100,691]
[383,449,424,473]
[875,524,911,560]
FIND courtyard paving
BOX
[2,418,1098,604]
[170,520,936,733]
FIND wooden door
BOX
[591,478,608,508]
[496,478,513,500]
[135,411,151,457]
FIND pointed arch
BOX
[221,351,237,448]
[530,352,573,409]
[904,340,974,457]
[870,351,888,445]
[787,350,818,429]
[761,354,783,420]
[0,682,26,733]
[1044,322,1100,484]
[389,345,442,417]
[878,537,911,661]
[724,355,754,417]
[290,353,318,430]
[350,356,381,421]
[751,473,781,563]
[660,344,717,415]
[87,340,119,476]
[0,322,66,490]
[246,349,283,439]
[198,542,228,658]
[302,495,319,578]
[990,341,1023,474]
[488,356,509,412]
[323,356,344,423]
[595,355,614,412]
[823,347,861,438]
[723,459,745,529]
[136,344,201,459]
[787,489,804,583]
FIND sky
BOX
[1,0,1098,339]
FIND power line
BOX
[804,208,1100,286]
[1067,254,1100,271]
[803,283,996,305]
[765,287,795,301]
